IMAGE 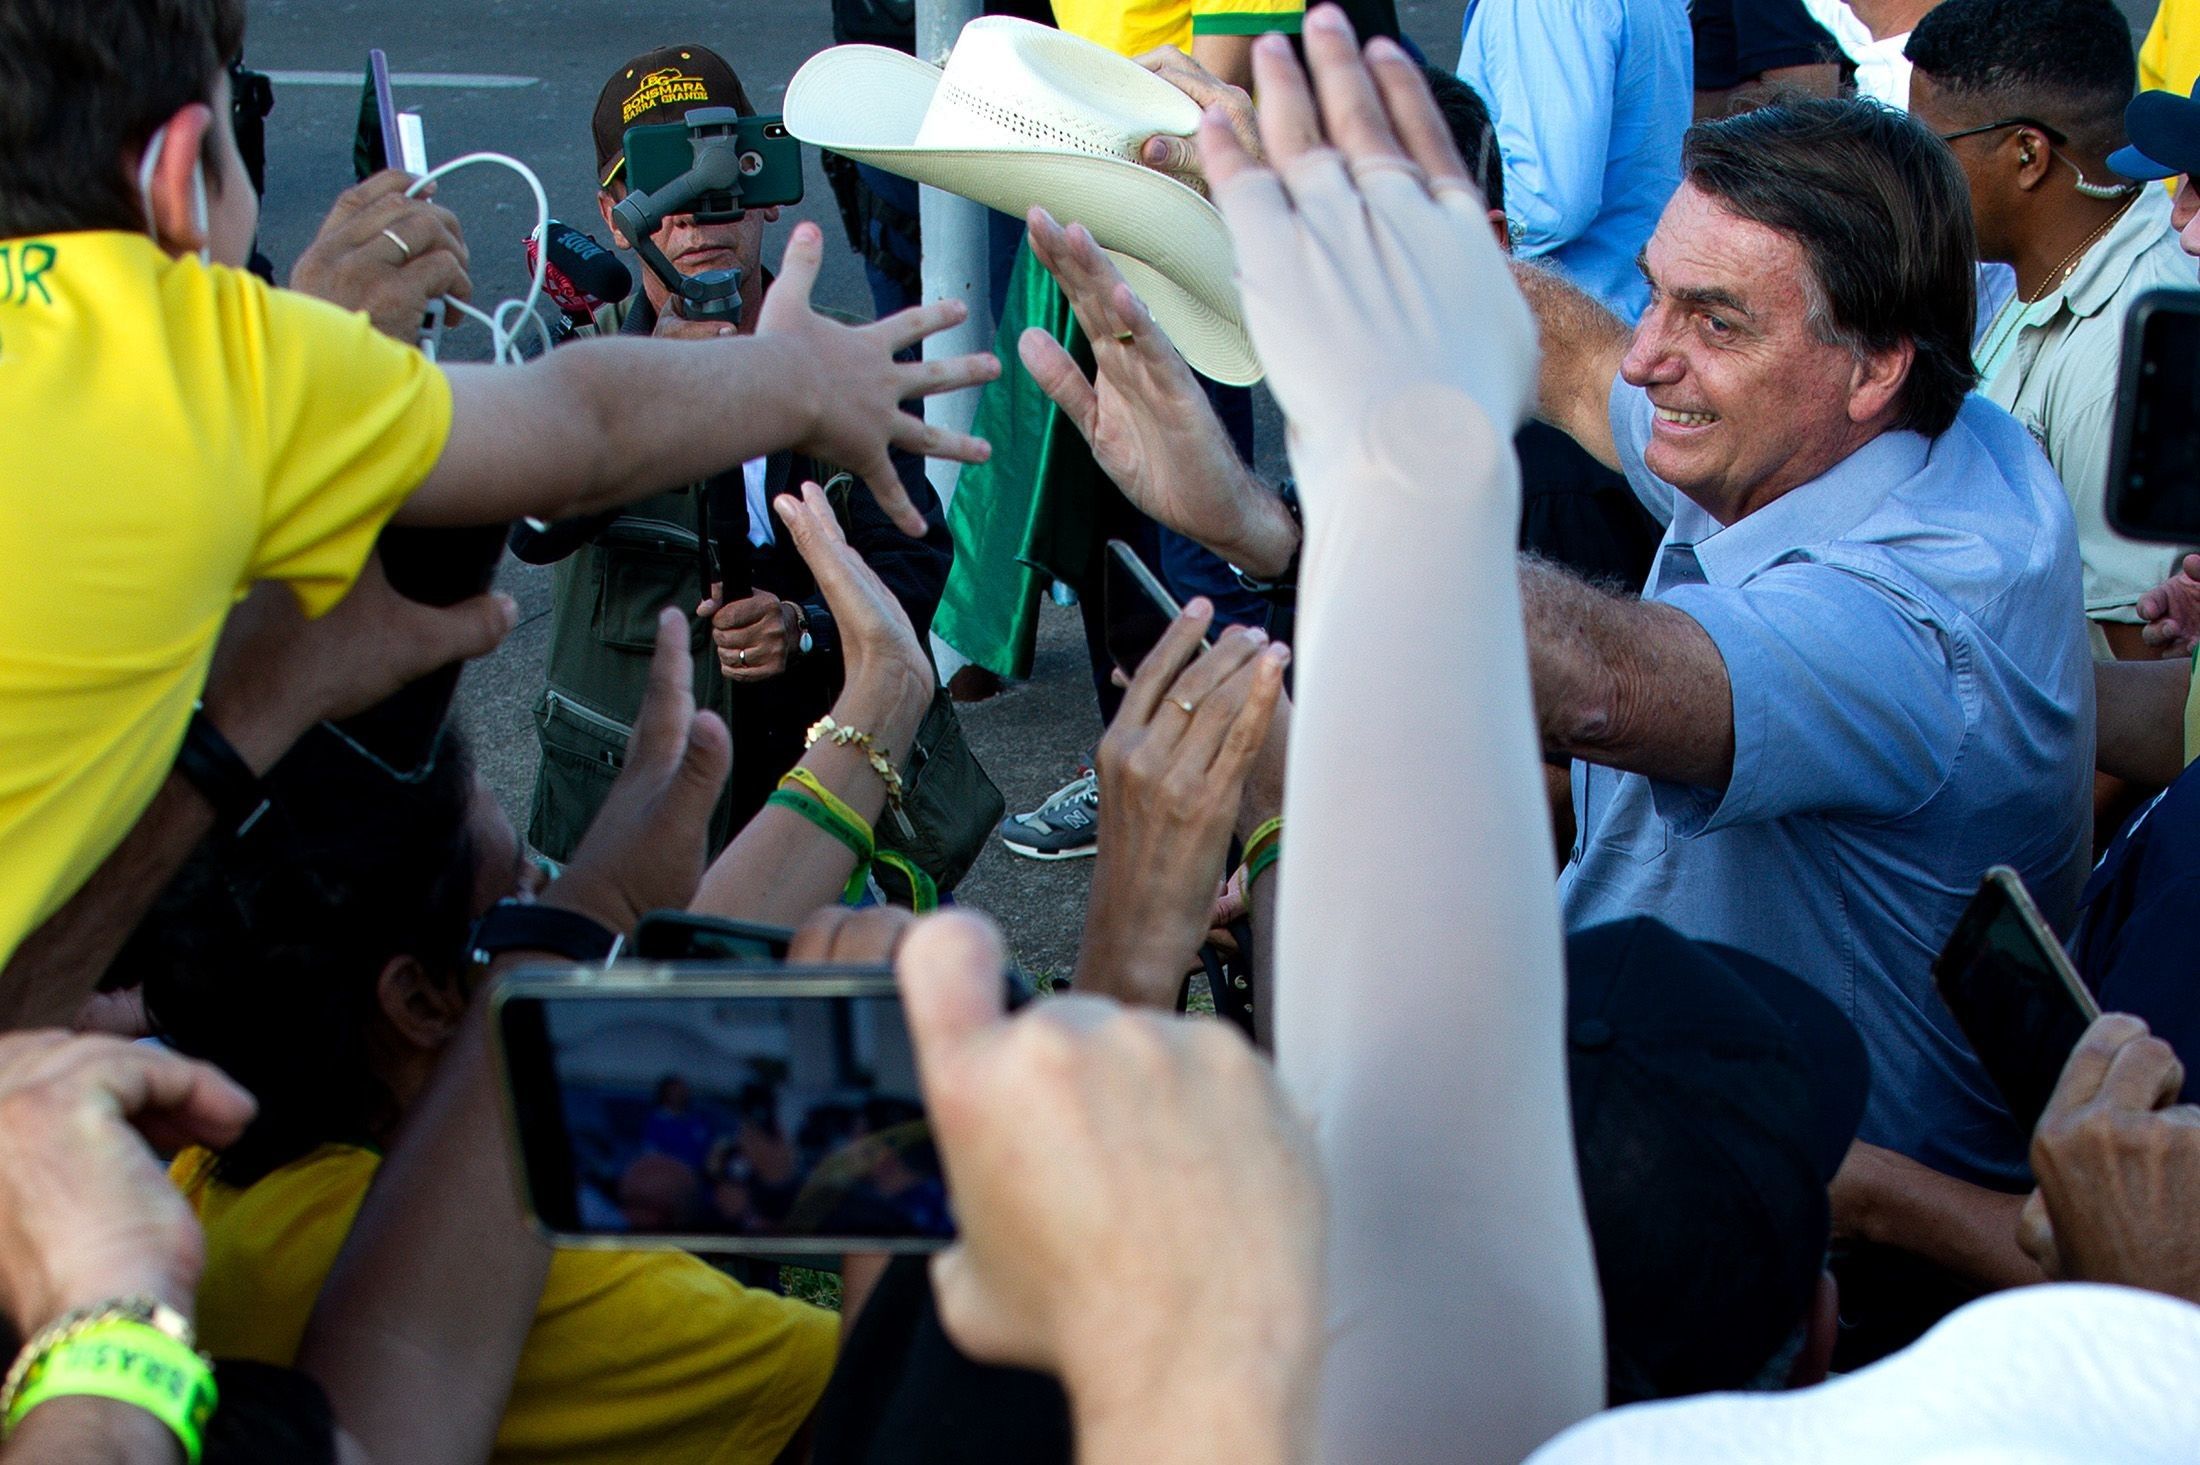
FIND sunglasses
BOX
[1936,115,2069,147]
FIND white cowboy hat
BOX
[783,16,1262,386]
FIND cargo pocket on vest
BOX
[528,689,634,861]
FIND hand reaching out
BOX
[1199,12,1536,479]
[2137,553,2200,656]
[1076,604,1290,1006]
[756,223,1000,537]
[2017,1014,2200,1305]
[1019,209,1298,579]
[0,1032,255,1336]
[773,482,935,721]
[896,911,1324,1452]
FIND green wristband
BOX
[768,786,875,904]
[5,1319,216,1464]
[1245,838,1282,891]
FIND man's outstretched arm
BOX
[398,223,998,538]
[1520,555,1735,788]
[1511,261,1629,471]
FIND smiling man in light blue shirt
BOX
[1513,100,2092,1192]
[1458,0,1691,322]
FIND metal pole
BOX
[918,0,992,681]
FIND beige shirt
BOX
[1982,185,2197,628]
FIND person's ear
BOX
[140,102,214,255]
[1847,335,1913,425]
[599,189,632,251]
[2013,128,2053,192]
[761,205,784,224]
[375,954,468,1051]
[1488,208,1510,254]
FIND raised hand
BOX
[756,223,1000,536]
[2017,1013,2200,1305]
[1076,604,1290,1006]
[774,482,935,721]
[0,1031,254,1335]
[1019,208,1298,578]
[896,911,1324,1457]
[1198,10,1536,477]
[290,170,474,341]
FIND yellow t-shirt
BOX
[0,232,452,959]
[2141,0,2200,98]
[1050,0,1303,60]
[174,1145,838,1465]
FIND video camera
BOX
[610,108,804,323]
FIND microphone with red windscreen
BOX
[526,220,634,325]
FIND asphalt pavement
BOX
[239,0,2161,973]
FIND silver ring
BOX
[736,648,750,667]
[1172,696,1197,715]
[381,227,414,261]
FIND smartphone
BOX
[1103,538,1213,676]
[622,115,804,212]
[353,50,403,180]
[631,912,792,963]
[494,966,952,1255]
[1932,866,2103,1132]
[2106,289,2200,544]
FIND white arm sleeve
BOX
[1273,353,1604,1459]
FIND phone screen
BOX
[497,971,950,1253]
[1103,538,1210,676]
[1931,868,2102,1132]
[2108,289,2200,544]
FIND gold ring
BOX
[1172,696,1197,715]
[1113,329,1135,343]
[381,227,413,261]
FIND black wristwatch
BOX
[468,900,623,967]
[176,705,272,837]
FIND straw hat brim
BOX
[784,44,1262,386]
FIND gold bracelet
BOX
[804,715,906,808]
[0,1296,198,1423]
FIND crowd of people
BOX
[4,0,2200,1461]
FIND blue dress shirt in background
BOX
[1457,0,1692,322]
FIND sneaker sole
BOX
[999,837,1100,861]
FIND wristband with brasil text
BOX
[2,1307,216,1464]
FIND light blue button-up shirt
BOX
[1560,381,2095,1188]
[1456,0,1691,322]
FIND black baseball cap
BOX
[593,45,755,190]
[2111,80,2200,182]
[1565,918,1870,1405]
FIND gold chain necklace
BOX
[2024,192,2139,305]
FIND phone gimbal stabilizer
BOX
[610,106,762,323]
